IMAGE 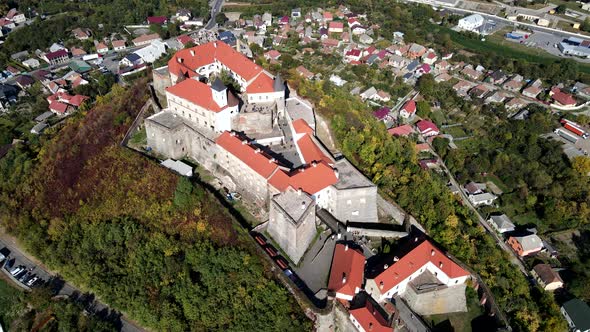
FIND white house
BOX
[134,40,167,63]
[468,192,497,207]
[457,14,484,33]
[488,214,515,233]
[22,58,40,69]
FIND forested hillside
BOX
[0,80,310,331]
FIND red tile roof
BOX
[169,41,263,83]
[177,35,192,45]
[387,124,414,136]
[147,16,167,24]
[402,100,416,114]
[551,88,576,106]
[287,161,338,195]
[216,132,280,179]
[112,40,126,48]
[372,240,469,294]
[46,49,68,61]
[245,73,275,94]
[350,301,391,332]
[166,78,226,112]
[292,119,314,135]
[49,101,68,114]
[328,244,365,298]
[329,21,344,29]
[296,135,332,166]
[68,95,88,107]
[416,120,439,136]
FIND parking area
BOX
[546,132,589,159]
[0,244,47,289]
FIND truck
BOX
[561,119,589,139]
[555,128,579,144]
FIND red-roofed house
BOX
[349,300,391,332]
[147,16,168,25]
[176,35,193,47]
[166,78,238,132]
[264,50,281,61]
[388,124,415,137]
[112,40,127,52]
[416,120,439,137]
[96,42,109,54]
[328,21,344,33]
[44,49,69,65]
[345,49,362,63]
[422,51,438,65]
[328,244,365,300]
[296,66,315,80]
[366,240,470,302]
[400,100,416,118]
[49,101,69,115]
[550,87,577,106]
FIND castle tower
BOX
[211,78,227,108]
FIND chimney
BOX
[342,273,347,284]
[297,188,302,196]
[384,264,389,270]
[190,50,195,56]
[393,256,399,262]
[312,161,317,167]
[337,232,341,239]
[369,322,373,331]
[345,244,349,251]
[269,158,276,163]
[177,57,183,63]
[439,262,444,268]
[255,148,261,154]
[431,249,435,256]
[414,237,418,242]
[301,201,306,210]
[379,281,384,289]
[334,169,339,179]
[241,140,247,145]
[230,131,236,137]
[214,41,217,48]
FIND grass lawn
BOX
[0,278,24,330]
[425,287,485,332]
[483,174,509,193]
[430,110,448,126]
[445,126,468,138]
[445,27,590,74]
[454,137,479,152]
[128,126,147,146]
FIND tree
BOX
[583,18,590,32]
[572,156,590,175]
[215,13,228,25]
[556,4,567,14]
[416,100,431,118]
[417,74,435,98]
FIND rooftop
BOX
[333,158,375,190]
[272,186,315,223]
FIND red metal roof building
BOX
[416,120,439,137]
[349,300,391,332]
[400,100,416,118]
[328,244,366,300]
[388,124,415,137]
[551,87,577,106]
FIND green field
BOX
[0,279,24,330]
[446,28,590,75]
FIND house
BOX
[388,55,409,68]
[21,58,40,69]
[351,25,367,35]
[327,244,365,300]
[400,100,416,118]
[507,234,543,257]
[291,8,302,18]
[112,40,127,52]
[435,60,450,72]
[365,239,470,303]
[422,52,437,65]
[44,49,69,65]
[550,87,577,106]
[461,67,482,80]
[435,72,452,83]
[562,299,590,332]
[262,12,272,26]
[349,298,391,332]
[415,64,431,77]
[147,16,168,25]
[15,75,35,90]
[373,107,391,122]
[522,85,543,98]
[506,97,529,110]
[6,66,20,76]
[264,50,281,61]
[96,42,109,54]
[503,77,524,92]
[0,18,15,30]
[345,49,362,63]
[360,87,378,100]
[487,70,507,85]
[348,17,361,28]
[72,28,91,40]
[464,181,485,195]
[279,16,290,25]
[134,40,167,63]
[329,75,347,86]
[488,214,515,233]
[218,31,237,47]
[416,120,439,137]
[407,43,426,59]
[174,9,192,22]
[457,14,484,32]
[71,47,87,57]
[468,193,497,207]
[328,21,344,33]
[531,264,563,291]
[485,91,508,104]
[296,66,315,80]
[30,122,48,135]
[359,34,373,44]
[323,12,333,22]
[388,124,415,137]
[6,9,25,24]
[132,33,161,47]
[69,60,92,73]
[120,53,143,68]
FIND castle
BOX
[147,41,377,263]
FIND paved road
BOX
[0,234,145,332]
[205,0,225,29]
[428,149,530,275]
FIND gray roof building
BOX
[488,214,515,233]
[562,299,590,332]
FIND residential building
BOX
[15,75,35,90]
[531,264,563,291]
[72,28,91,40]
[522,85,543,98]
[422,51,437,65]
[6,9,25,24]
[507,234,543,257]
[400,100,416,118]
[96,42,109,54]
[416,120,439,137]
[550,87,577,106]
[132,33,161,47]
[349,298,391,332]
[562,299,590,332]
[296,66,315,80]
[328,21,344,33]
[327,244,365,300]
[461,67,482,80]
[264,50,281,61]
[22,58,40,69]
[388,124,415,137]
[407,43,426,59]
[112,40,127,52]
[147,16,168,25]
[488,214,515,234]
[134,40,167,63]
[44,49,69,65]
[468,193,497,207]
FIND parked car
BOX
[26,276,39,287]
[10,265,24,276]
